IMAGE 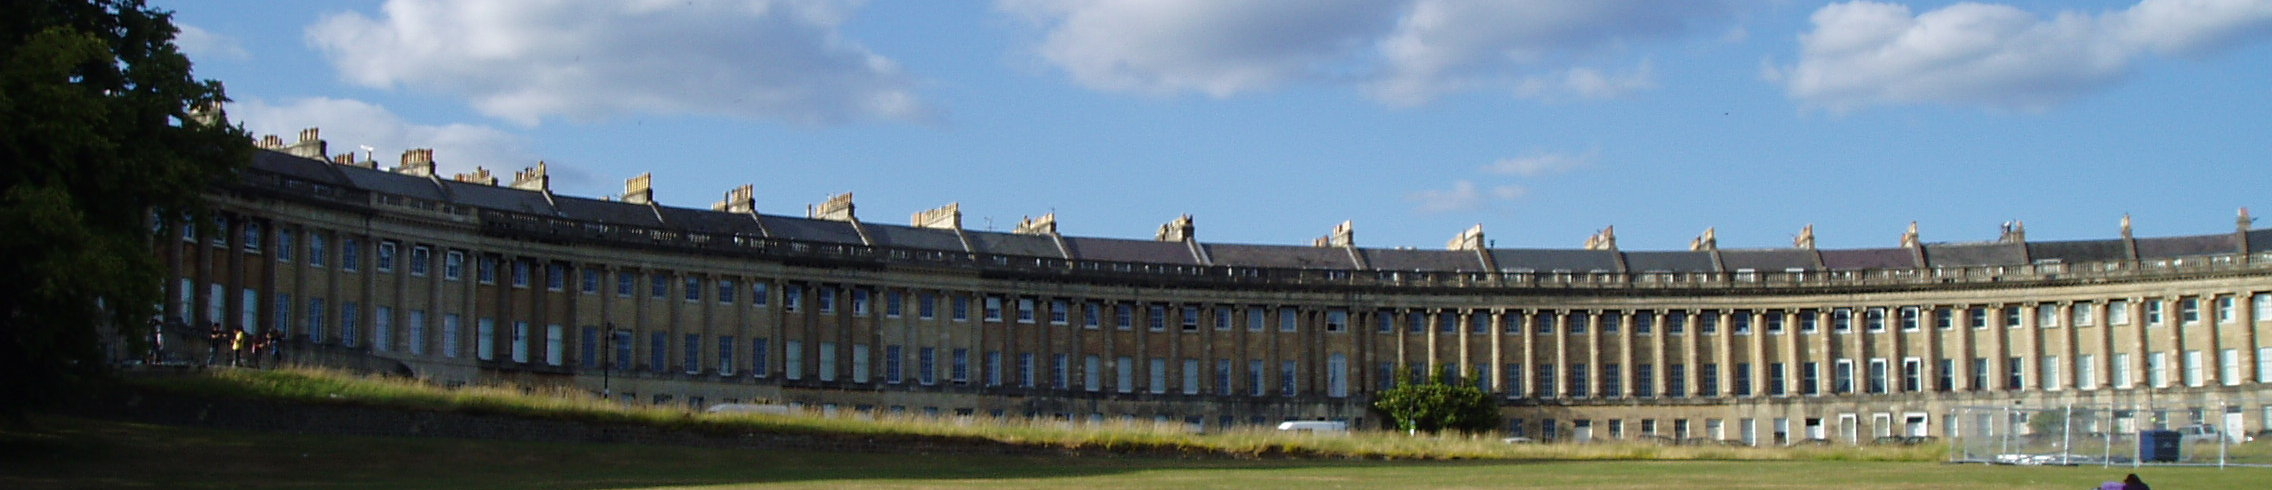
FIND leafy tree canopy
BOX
[1371,367,1500,434]
[1,0,250,423]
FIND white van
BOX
[1274,420,1349,433]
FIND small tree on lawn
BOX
[1372,366,1499,434]
[2026,409,2067,440]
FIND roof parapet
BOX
[1156,214,1194,242]
[1447,224,1485,251]
[1584,226,1617,251]
[1690,227,1718,251]
[1015,213,1057,235]
[1900,221,1921,248]
[912,202,961,230]
[454,166,497,186]
[1794,224,1816,249]
[712,184,756,213]
[395,148,436,177]
[1315,220,1354,248]
[808,192,855,221]
[623,173,654,204]
[510,162,550,192]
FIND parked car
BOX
[2174,424,2252,443]
[1274,420,1348,434]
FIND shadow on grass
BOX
[11,416,2263,489]
[2,415,1486,489]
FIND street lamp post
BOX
[601,322,615,399]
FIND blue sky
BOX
[158,0,2272,251]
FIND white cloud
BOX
[174,23,248,61]
[235,97,535,180]
[999,0,1733,104]
[1409,180,1526,214]
[999,0,1400,97]
[1780,0,2272,112]
[1369,0,1734,105]
[1511,64,1656,101]
[1484,150,1596,176]
[308,0,931,126]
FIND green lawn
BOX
[4,415,2258,489]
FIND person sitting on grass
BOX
[2099,473,2148,490]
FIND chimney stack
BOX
[1447,224,1485,251]
[396,149,436,177]
[1314,220,1354,248]
[1584,226,1618,251]
[188,101,226,126]
[284,128,327,160]
[1998,220,2027,244]
[808,192,855,221]
[711,184,756,213]
[454,166,497,185]
[1156,214,1195,242]
[1689,227,1718,251]
[623,173,654,204]
[912,202,961,230]
[510,162,551,192]
[1015,213,1057,235]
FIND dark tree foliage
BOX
[1371,367,1500,434]
[0,0,249,423]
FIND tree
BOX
[1372,366,1500,434]
[2026,409,2068,440]
[1,0,250,423]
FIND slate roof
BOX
[1063,237,1198,265]
[1821,248,1917,270]
[656,207,766,236]
[257,149,2272,275]
[551,195,664,227]
[862,223,968,252]
[1718,249,1819,271]
[439,180,554,215]
[250,151,351,186]
[1203,243,1359,269]
[335,163,445,201]
[2135,234,2238,259]
[1620,251,1717,273]
[755,215,865,245]
[1362,248,1487,272]
[1922,242,2028,267]
[1489,249,1620,273]
[964,230,1063,258]
[2025,239,2129,264]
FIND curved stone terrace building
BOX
[158,130,2272,444]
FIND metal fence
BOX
[1949,405,2267,467]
